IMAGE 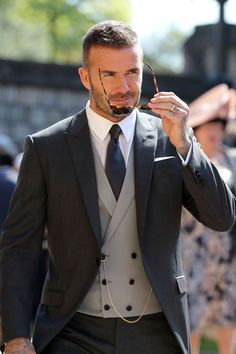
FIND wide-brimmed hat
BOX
[188,84,236,128]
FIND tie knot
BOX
[109,124,122,142]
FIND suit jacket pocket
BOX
[41,288,64,307]
[154,156,176,162]
[153,157,178,170]
[176,275,187,294]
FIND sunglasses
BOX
[98,62,159,115]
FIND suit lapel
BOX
[91,142,116,217]
[134,112,158,242]
[64,110,102,247]
[104,144,135,243]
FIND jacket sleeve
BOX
[182,135,236,232]
[0,135,46,343]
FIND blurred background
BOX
[0,1,236,352]
[0,0,236,150]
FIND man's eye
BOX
[103,73,114,77]
[128,70,139,76]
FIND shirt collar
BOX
[86,101,136,143]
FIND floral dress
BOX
[181,150,236,332]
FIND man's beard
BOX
[90,82,141,118]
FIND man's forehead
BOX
[87,45,143,66]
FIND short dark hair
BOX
[82,20,140,66]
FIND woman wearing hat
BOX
[181,84,236,354]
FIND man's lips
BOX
[110,97,132,107]
[109,93,135,107]
[111,100,130,107]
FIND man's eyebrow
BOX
[127,67,140,73]
[99,70,116,75]
[100,68,140,75]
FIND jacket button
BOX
[126,305,132,311]
[129,279,135,285]
[104,304,110,311]
[102,279,107,285]
[131,252,137,259]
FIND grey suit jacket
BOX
[0,109,235,354]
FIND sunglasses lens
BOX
[138,104,150,110]
[112,107,133,115]
[112,108,123,115]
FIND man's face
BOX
[79,45,143,122]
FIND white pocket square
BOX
[154,156,176,162]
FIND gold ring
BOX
[171,104,179,113]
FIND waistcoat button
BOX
[101,279,107,285]
[131,252,137,259]
[104,304,110,311]
[126,305,132,311]
[129,279,135,285]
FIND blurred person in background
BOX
[181,84,236,354]
[0,134,18,351]
[0,134,18,231]
[223,90,236,148]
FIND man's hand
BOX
[4,338,35,354]
[148,92,191,157]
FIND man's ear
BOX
[78,67,91,90]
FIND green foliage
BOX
[0,0,131,63]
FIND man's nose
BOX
[115,76,129,93]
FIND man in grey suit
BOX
[0,20,235,354]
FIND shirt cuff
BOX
[177,139,193,166]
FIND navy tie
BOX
[105,125,126,200]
